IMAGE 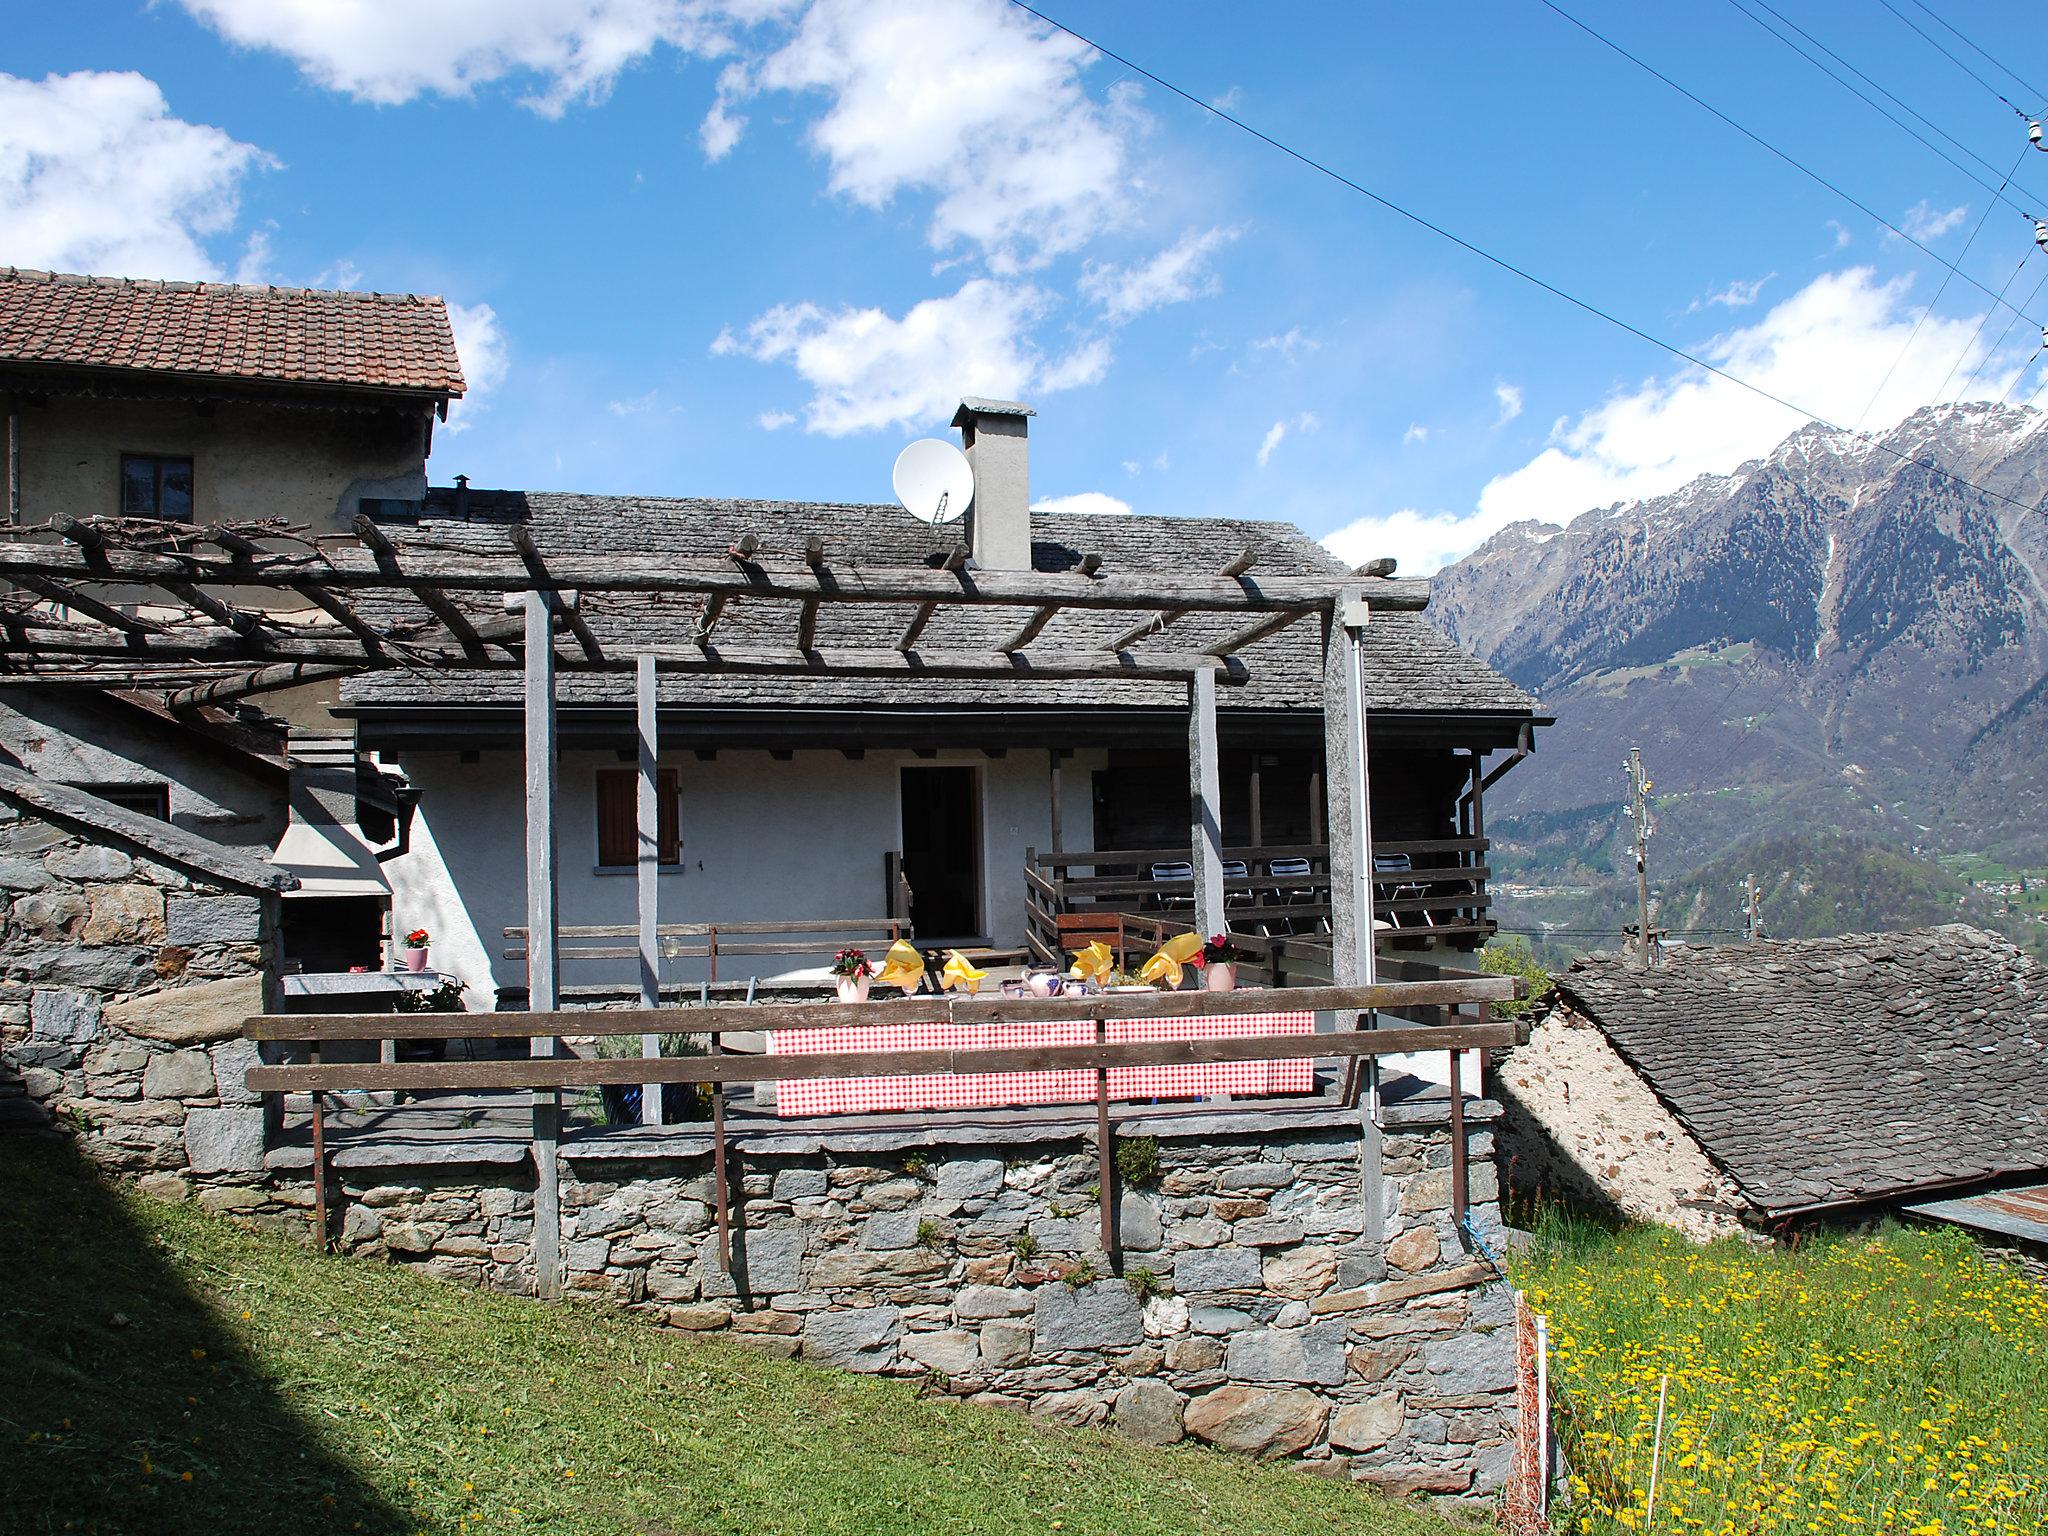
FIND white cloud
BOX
[443,300,508,433]
[0,71,273,279]
[1901,199,1968,241]
[1691,272,1774,311]
[1079,226,1240,321]
[713,277,1104,435]
[1403,423,1429,446]
[757,409,795,430]
[732,0,1142,271]
[175,0,786,116]
[1256,411,1318,468]
[1251,326,1319,362]
[1493,381,1524,426]
[1121,459,1142,476]
[607,390,661,416]
[1320,265,2018,576]
[1827,219,1853,249]
[1031,491,1132,516]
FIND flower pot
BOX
[403,947,429,973]
[835,974,873,1004]
[1204,961,1237,992]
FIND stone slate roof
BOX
[0,765,296,893]
[341,491,1536,717]
[0,268,465,399]
[1554,925,2048,1217]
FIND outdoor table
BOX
[767,1005,1316,1117]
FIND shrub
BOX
[1115,1135,1161,1188]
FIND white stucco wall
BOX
[380,746,1108,1008]
[1497,1005,1751,1242]
[16,394,426,533]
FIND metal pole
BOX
[636,652,661,1126]
[522,592,563,1299]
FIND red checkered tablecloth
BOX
[768,1009,1316,1118]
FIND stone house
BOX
[0,764,291,1198]
[1499,925,2048,1240]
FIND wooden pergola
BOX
[0,513,1515,1296]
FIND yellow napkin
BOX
[874,939,926,995]
[1067,940,1115,987]
[941,950,989,994]
[1136,931,1206,989]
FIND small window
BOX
[359,497,421,523]
[119,454,194,520]
[69,782,170,820]
[596,767,681,868]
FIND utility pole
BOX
[1742,874,1765,942]
[1623,748,1657,969]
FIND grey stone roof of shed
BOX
[0,764,297,893]
[341,491,1535,716]
[1553,925,2048,1217]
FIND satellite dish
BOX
[893,439,975,524]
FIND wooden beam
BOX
[1000,603,1059,653]
[1079,553,1104,577]
[897,601,938,652]
[697,591,730,642]
[7,574,162,634]
[1189,666,1226,936]
[1220,550,1258,578]
[245,1020,1521,1094]
[511,528,603,664]
[804,535,825,566]
[1205,607,1310,658]
[796,597,819,652]
[165,662,359,710]
[729,534,761,561]
[352,515,490,661]
[636,652,661,1127]
[522,593,562,1301]
[0,536,1403,612]
[247,978,1523,1040]
[1109,608,1185,651]
[939,543,967,572]
[158,580,266,637]
[291,584,389,658]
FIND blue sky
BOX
[6,0,2047,570]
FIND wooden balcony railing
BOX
[1023,838,1495,964]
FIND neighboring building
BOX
[1499,925,2048,1241]
[1,267,464,533]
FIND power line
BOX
[1877,0,2041,118]
[1535,0,2043,332]
[1901,0,2048,115]
[1004,0,2048,521]
[1930,238,2038,406]
[1722,0,2048,220]
[1958,263,2048,397]
[1854,146,2027,429]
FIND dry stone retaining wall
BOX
[249,1110,1520,1501]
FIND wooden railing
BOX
[243,976,1520,1285]
[1024,838,1495,962]
[504,918,904,984]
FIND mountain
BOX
[1428,402,2048,955]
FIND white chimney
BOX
[952,397,1035,570]
[267,730,390,898]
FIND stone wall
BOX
[1497,1004,1750,1242]
[228,1103,1520,1502]
[0,806,277,1200]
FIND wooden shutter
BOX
[597,767,682,867]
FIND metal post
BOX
[1325,588,1384,1239]
[521,592,563,1299]
[1094,1011,1117,1266]
[1188,665,1226,937]
[637,653,662,1126]
[1049,749,1065,854]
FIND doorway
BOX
[899,765,982,940]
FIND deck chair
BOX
[1150,860,1196,911]
[1265,856,1318,935]
[1221,859,1253,910]
[1373,852,1429,929]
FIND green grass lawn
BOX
[0,1136,1475,1536]
[1512,1211,2048,1536]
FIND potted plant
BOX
[1199,933,1247,992]
[830,947,874,1003]
[400,926,431,973]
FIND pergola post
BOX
[1323,587,1376,989]
[521,592,564,1299]
[636,652,662,1126]
[1188,664,1226,937]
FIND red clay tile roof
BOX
[0,269,466,399]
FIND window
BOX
[119,454,194,520]
[358,497,421,523]
[69,782,170,820]
[596,767,681,868]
